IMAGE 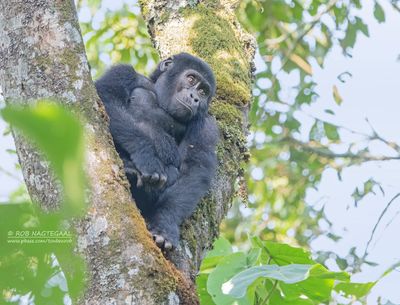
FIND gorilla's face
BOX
[153,54,215,124]
[169,69,212,122]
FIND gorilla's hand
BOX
[123,159,140,179]
[132,155,167,189]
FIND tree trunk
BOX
[139,0,255,279]
[0,0,254,304]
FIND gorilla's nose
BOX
[190,93,199,103]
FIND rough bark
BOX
[0,0,254,304]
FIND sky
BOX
[300,2,400,304]
[0,0,399,304]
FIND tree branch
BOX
[280,136,400,162]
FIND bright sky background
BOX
[301,2,400,304]
[0,0,399,304]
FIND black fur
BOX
[95,53,219,248]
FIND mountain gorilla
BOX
[95,53,219,250]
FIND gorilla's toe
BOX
[152,233,174,251]
[149,172,160,183]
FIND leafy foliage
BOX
[77,0,158,77]
[197,237,381,305]
[222,0,400,252]
[0,102,87,304]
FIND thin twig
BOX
[383,207,400,232]
[365,118,400,153]
[278,136,400,162]
[363,192,400,259]
[302,109,371,138]
[390,0,400,13]
[258,97,373,139]
[0,165,22,182]
[298,112,400,156]
[371,202,400,251]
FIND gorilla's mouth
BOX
[176,98,193,116]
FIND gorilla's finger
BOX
[159,175,167,188]
[141,172,151,182]
[136,175,143,188]
[153,234,164,247]
[149,172,160,184]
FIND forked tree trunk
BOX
[139,0,255,278]
[0,0,254,304]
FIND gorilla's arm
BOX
[105,104,168,186]
[95,65,176,186]
[95,64,155,103]
[129,88,182,172]
[149,116,219,247]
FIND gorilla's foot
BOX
[152,233,173,251]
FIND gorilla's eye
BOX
[198,88,206,96]
[187,75,196,85]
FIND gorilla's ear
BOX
[159,57,173,72]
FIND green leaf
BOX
[262,241,314,265]
[307,264,349,282]
[333,85,343,105]
[323,122,340,141]
[353,0,362,9]
[327,232,342,242]
[1,102,86,216]
[351,178,380,206]
[309,121,323,141]
[207,253,250,305]
[340,22,357,49]
[334,281,376,298]
[269,289,314,305]
[374,2,386,23]
[196,273,215,305]
[247,248,261,266]
[336,257,348,270]
[355,16,369,37]
[279,264,350,303]
[281,277,333,303]
[0,203,87,302]
[200,237,233,272]
[222,264,312,298]
[206,237,233,258]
